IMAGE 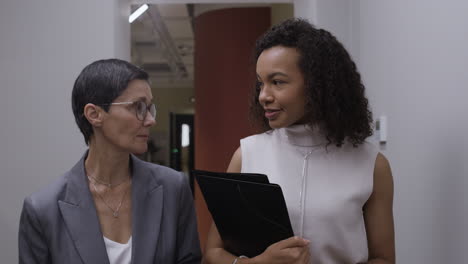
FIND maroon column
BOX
[194,7,271,250]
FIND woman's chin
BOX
[132,146,148,155]
[268,120,286,129]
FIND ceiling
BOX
[131,4,195,88]
[130,3,287,88]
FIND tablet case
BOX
[193,170,294,257]
[193,169,269,184]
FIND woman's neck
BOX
[85,141,131,184]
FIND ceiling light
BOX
[129,4,149,23]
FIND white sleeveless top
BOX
[240,125,378,264]
[103,236,132,264]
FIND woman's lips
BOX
[265,110,281,119]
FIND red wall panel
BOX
[194,7,271,250]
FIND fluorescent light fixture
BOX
[129,4,149,23]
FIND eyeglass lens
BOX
[136,101,156,121]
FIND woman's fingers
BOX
[299,246,311,264]
[254,237,311,264]
[273,236,310,249]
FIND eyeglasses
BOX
[102,101,156,121]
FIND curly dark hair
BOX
[251,18,373,147]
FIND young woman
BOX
[203,19,395,264]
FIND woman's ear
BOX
[84,103,104,127]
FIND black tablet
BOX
[195,172,293,257]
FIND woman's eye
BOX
[256,81,264,89]
[273,80,284,85]
[134,101,146,113]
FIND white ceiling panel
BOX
[165,20,193,39]
[158,4,189,17]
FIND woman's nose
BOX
[144,111,156,127]
[258,86,273,105]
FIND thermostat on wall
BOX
[375,115,387,144]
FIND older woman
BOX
[19,59,201,264]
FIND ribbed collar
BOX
[279,124,327,147]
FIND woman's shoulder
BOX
[133,156,186,186]
[241,129,276,144]
[339,140,379,155]
[356,141,379,158]
[23,172,69,214]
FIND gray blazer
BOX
[18,152,201,264]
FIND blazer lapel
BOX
[58,154,110,264]
[130,155,164,264]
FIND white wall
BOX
[294,0,356,59]
[295,0,468,262]
[0,0,129,262]
[357,1,468,262]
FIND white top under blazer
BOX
[103,236,132,264]
[240,124,378,264]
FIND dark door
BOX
[169,113,195,194]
